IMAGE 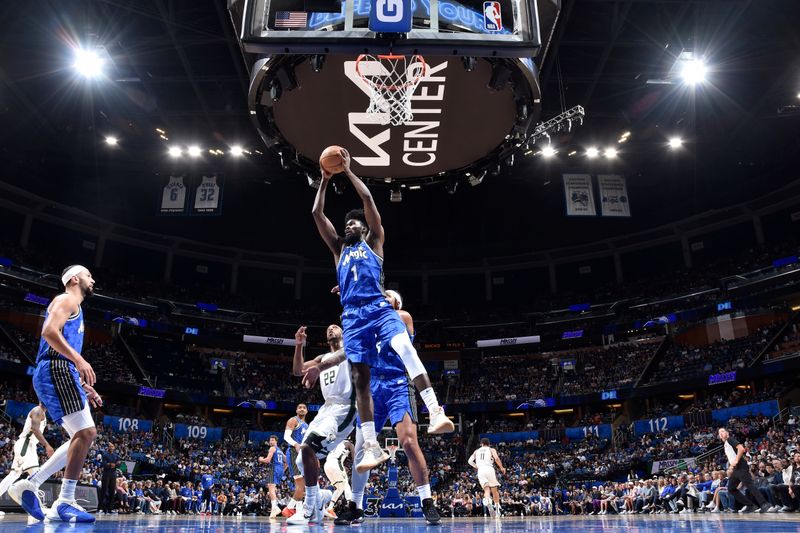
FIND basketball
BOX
[319,145,345,174]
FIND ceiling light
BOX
[668,137,683,149]
[604,147,618,158]
[230,145,244,157]
[681,59,707,85]
[187,145,202,158]
[541,145,556,158]
[73,48,104,78]
[168,146,182,158]
[104,136,118,146]
[586,147,599,158]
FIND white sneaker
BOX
[355,441,390,473]
[45,498,95,523]
[287,506,312,525]
[8,480,46,521]
[427,406,455,434]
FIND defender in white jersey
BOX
[468,438,506,518]
[0,405,53,501]
[287,324,356,525]
[323,440,355,517]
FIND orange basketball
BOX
[319,145,345,174]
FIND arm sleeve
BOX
[283,429,298,446]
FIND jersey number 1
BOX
[351,265,358,282]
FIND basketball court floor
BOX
[1,514,799,532]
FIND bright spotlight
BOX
[104,136,118,146]
[668,137,683,150]
[168,146,182,158]
[586,147,599,158]
[681,59,707,85]
[73,48,104,78]
[187,145,202,158]
[542,145,556,158]
[230,145,244,157]
[604,147,618,159]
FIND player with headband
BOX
[9,265,103,523]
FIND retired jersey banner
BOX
[598,174,631,217]
[192,175,223,215]
[563,174,596,216]
[160,176,187,215]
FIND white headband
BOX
[61,265,88,287]
[385,290,403,310]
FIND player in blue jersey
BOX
[312,148,452,473]
[258,435,287,519]
[334,290,441,525]
[281,404,308,516]
[199,466,215,515]
[9,265,102,524]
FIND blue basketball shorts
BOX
[342,298,407,367]
[32,358,87,425]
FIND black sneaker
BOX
[351,509,365,524]
[334,501,356,525]
[759,503,773,513]
[740,505,758,514]
[422,498,441,525]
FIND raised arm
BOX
[42,294,96,385]
[339,149,385,253]
[292,326,308,376]
[312,168,343,262]
[301,348,346,389]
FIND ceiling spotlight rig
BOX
[527,105,585,146]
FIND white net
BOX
[356,54,427,126]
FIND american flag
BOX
[275,11,308,28]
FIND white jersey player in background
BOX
[0,404,54,511]
[323,439,355,518]
[286,324,356,525]
[468,438,506,518]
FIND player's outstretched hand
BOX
[82,382,103,408]
[302,366,321,389]
[340,148,351,171]
[320,166,333,181]
[295,326,307,345]
[331,285,340,295]
[75,356,96,387]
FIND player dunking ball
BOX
[286,324,353,525]
[335,290,441,525]
[258,435,287,519]
[282,403,308,516]
[468,438,507,518]
[312,147,452,473]
[9,265,103,523]
[0,404,54,501]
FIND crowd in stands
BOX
[647,323,781,385]
[558,341,659,396]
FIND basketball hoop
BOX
[356,54,427,126]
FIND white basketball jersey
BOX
[194,175,220,211]
[19,408,46,446]
[328,441,349,463]
[319,353,352,404]
[475,446,495,469]
[161,176,186,211]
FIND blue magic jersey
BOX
[36,305,84,363]
[291,416,308,443]
[337,240,385,307]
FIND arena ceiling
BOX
[0,0,799,260]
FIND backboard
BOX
[231,0,541,57]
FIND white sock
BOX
[60,479,78,501]
[0,471,21,497]
[352,492,364,510]
[420,387,440,414]
[361,422,377,444]
[305,485,319,513]
[271,499,278,510]
[288,498,297,509]
[417,484,432,500]
[29,441,71,488]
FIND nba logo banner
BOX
[484,1,503,31]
